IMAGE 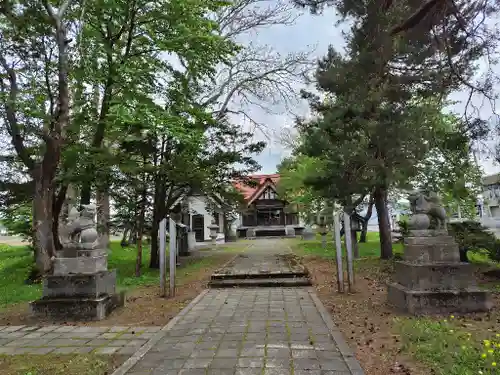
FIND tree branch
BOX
[0,55,35,170]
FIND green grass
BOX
[289,231,404,259]
[396,317,500,375]
[0,354,118,375]
[0,244,40,308]
[0,241,227,308]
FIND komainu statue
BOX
[60,204,99,250]
[407,191,447,230]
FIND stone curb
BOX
[308,290,366,375]
[110,289,209,375]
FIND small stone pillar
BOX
[387,191,492,315]
[301,225,315,240]
[30,204,124,321]
[317,217,328,248]
[207,220,219,246]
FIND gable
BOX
[232,173,280,203]
[256,185,278,201]
[247,178,279,205]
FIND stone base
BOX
[42,270,117,299]
[53,254,107,275]
[30,292,125,321]
[285,226,296,237]
[387,282,493,315]
[394,261,477,290]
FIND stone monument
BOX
[387,191,492,315]
[301,225,315,240]
[31,204,124,321]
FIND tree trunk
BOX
[135,179,147,277]
[52,184,68,251]
[150,219,160,269]
[360,197,374,243]
[374,186,393,259]
[351,230,359,258]
[150,174,166,269]
[32,169,56,275]
[96,188,110,248]
[120,228,130,247]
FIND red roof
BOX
[232,174,280,202]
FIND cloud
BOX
[236,8,346,173]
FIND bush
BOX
[448,221,500,262]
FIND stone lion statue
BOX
[407,191,447,230]
[60,204,99,250]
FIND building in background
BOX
[232,174,303,237]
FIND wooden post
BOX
[169,218,176,298]
[343,212,354,292]
[159,218,166,297]
[333,212,344,293]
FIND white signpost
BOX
[159,218,167,297]
[333,212,344,293]
[169,218,177,298]
[343,212,354,292]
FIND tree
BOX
[285,0,490,258]
[412,113,483,219]
[200,0,312,130]
[1,0,73,274]
[276,154,330,225]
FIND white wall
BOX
[187,196,224,242]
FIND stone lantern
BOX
[317,216,328,248]
[207,220,219,246]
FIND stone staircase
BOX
[208,253,312,288]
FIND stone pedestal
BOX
[285,226,296,237]
[387,229,492,315]
[30,250,124,321]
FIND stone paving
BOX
[125,288,364,375]
[0,325,160,355]
[212,239,304,277]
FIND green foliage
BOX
[0,202,32,241]
[397,317,500,375]
[396,217,409,236]
[277,155,331,224]
[412,114,483,219]
[448,221,500,262]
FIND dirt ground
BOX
[302,256,500,375]
[0,253,234,327]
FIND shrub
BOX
[448,221,500,262]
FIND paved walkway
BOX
[0,325,160,355]
[118,239,364,375]
[0,239,363,375]
[124,288,363,375]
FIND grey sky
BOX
[247,7,500,176]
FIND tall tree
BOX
[1,0,73,274]
[286,0,488,258]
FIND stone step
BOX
[208,277,312,288]
[211,270,308,280]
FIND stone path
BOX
[124,288,363,375]
[0,325,160,355]
[117,239,364,375]
[209,238,311,288]
[0,239,363,375]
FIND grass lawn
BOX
[0,241,229,309]
[396,317,500,375]
[0,354,123,375]
[289,231,404,258]
[291,231,500,375]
